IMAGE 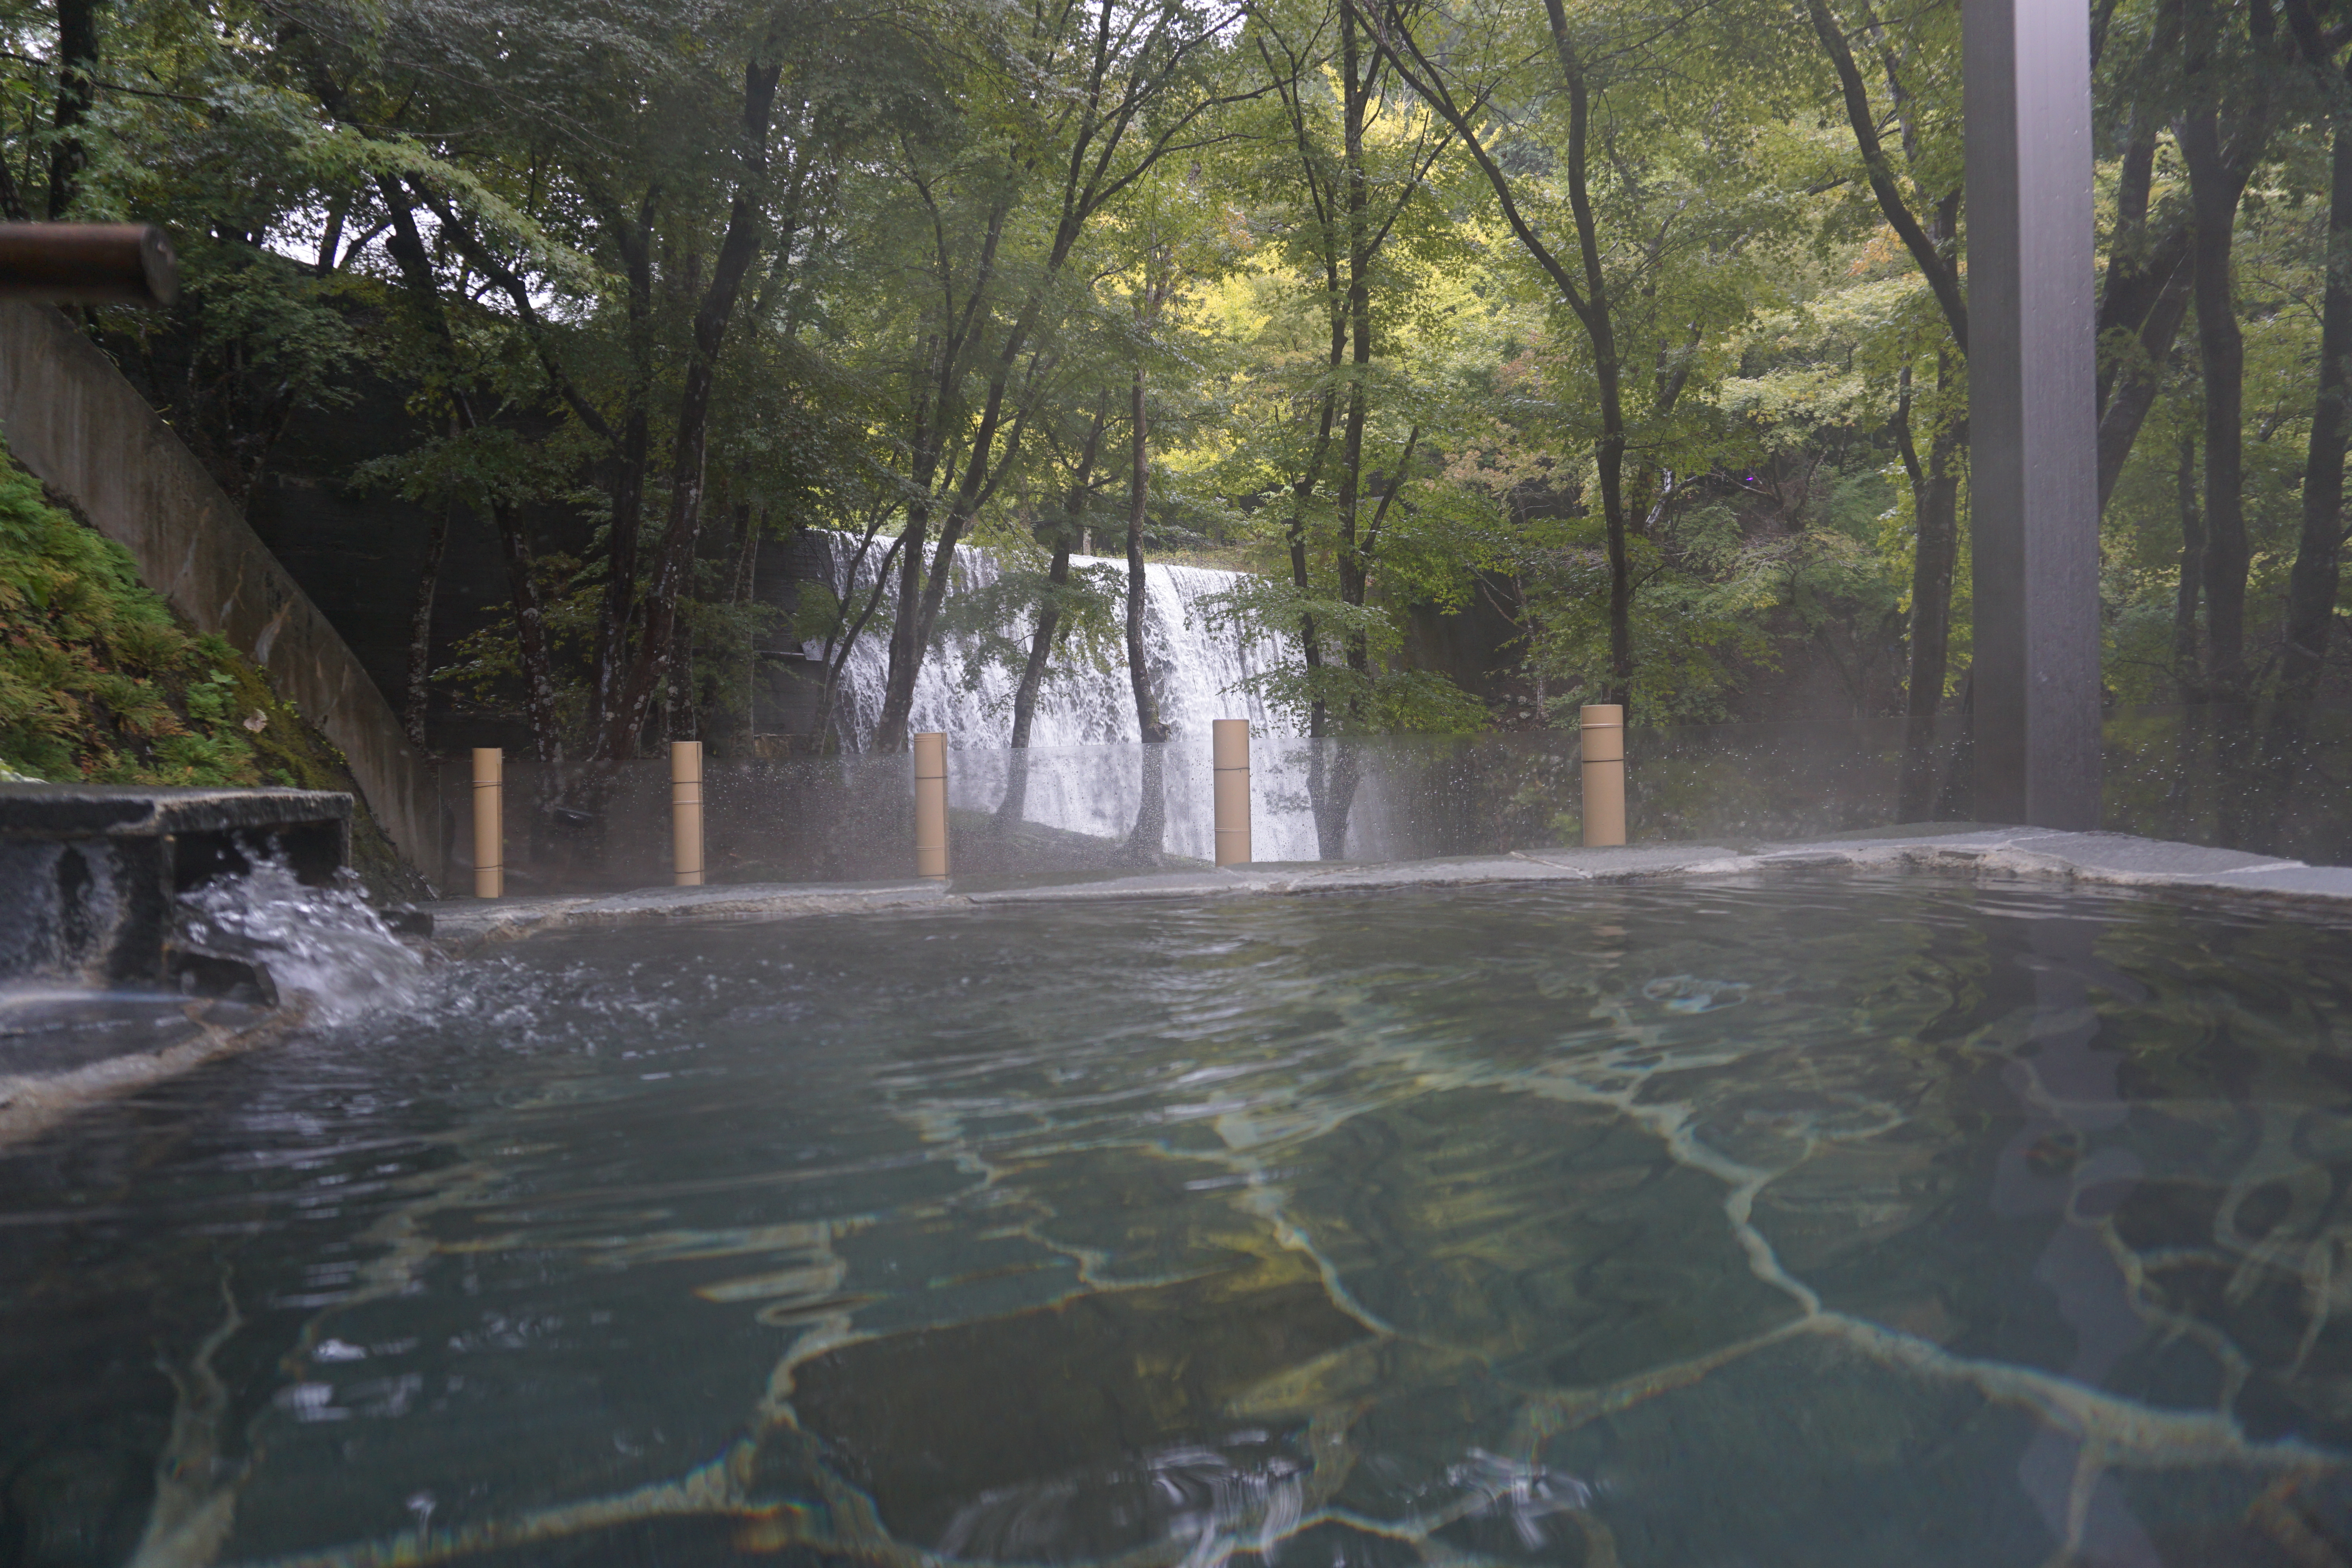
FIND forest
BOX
[0,0,2342,782]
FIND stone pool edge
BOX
[420,825,2352,951]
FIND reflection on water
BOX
[6,875,2352,1567]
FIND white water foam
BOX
[177,861,429,1025]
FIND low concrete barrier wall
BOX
[0,301,437,871]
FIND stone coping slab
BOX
[417,825,2352,951]
[423,879,951,947]
[0,782,350,838]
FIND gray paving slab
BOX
[2189,863,2352,902]
[1745,828,2030,859]
[1966,829,2298,880]
[423,880,948,948]
[420,896,596,945]
[963,870,1255,904]
[1264,855,1577,889]
[1511,844,1749,878]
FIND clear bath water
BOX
[5,874,2352,1568]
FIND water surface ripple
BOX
[6,875,2352,1567]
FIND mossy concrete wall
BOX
[0,301,437,873]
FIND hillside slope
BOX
[0,443,425,896]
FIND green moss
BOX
[0,445,424,898]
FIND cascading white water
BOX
[811,541,1332,861]
[177,861,429,1024]
[820,543,1299,750]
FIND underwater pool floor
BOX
[6,873,2352,1567]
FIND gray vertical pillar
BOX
[1965,0,2103,828]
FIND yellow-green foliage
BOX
[0,454,298,786]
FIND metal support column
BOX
[1964,0,2102,827]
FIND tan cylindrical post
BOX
[471,748,503,898]
[914,732,949,880]
[671,740,705,887]
[1581,705,1626,847]
[1213,719,1252,867]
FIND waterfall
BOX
[809,539,1330,861]
[817,539,1300,750]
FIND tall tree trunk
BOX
[1902,359,1964,719]
[881,493,935,754]
[1315,33,1379,866]
[493,502,563,803]
[604,59,783,757]
[2285,116,2352,698]
[1333,5,1377,697]
[664,615,696,743]
[1264,31,1346,742]
[879,225,999,757]
[1537,16,1635,707]
[808,530,906,754]
[1287,290,1341,740]
[878,355,1022,753]
[1008,541,1074,752]
[2086,12,2196,508]
[1123,370,1169,861]
[1122,369,1168,746]
[402,499,454,750]
[2096,260,2194,512]
[995,541,1068,831]
[1000,410,1105,826]
[592,192,657,744]
[373,177,566,788]
[1367,0,1632,700]
[2176,428,2206,697]
[1896,359,1964,820]
[2175,0,2270,698]
[875,0,1229,753]
[2182,133,2252,695]
[877,185,1060,757]
[731,501,760,604]
[47,0,97,218]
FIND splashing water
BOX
[175,858,429,1024]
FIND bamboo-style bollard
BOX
[471,747,503,898]
[913,732,949,880]
[1581,704,1626,847]
[671,740,705,887]
[1212,719,1252,867]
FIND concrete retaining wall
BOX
[0,302,438,871]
